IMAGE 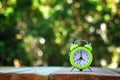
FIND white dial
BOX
[73,50,90,66]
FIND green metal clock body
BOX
[70,45,93,69]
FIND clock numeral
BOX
[74,60,76,62]
[82,63,84,66]
[83,63,85,65]
[86,54,88,56]
[73,56,75,59]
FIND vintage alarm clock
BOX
[70,39,93,71]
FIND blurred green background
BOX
[0,0,120,68]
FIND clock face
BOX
[70,47,93,69]
[73,50,90,66]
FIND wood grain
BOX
[49,74,120,80]
[49,67,120,80]
[0,73,47,80]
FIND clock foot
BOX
[71,67,75,71]
[88,67,92,72]
[79,69,83,71]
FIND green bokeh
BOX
[0,0,120,67]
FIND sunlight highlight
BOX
[67,0,73,4]
[39,37,46,44]
[37,50,43,57]
[85,15,93,23]
[13,59,21,68]
[100,23,109,43]
[100,59,107,67]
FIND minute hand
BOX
[80,51,85,61]
[80,51,82,57]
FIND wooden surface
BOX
[0,73,47,80]
[49,67,120,80]
[0,67,120,80]
[0,67,62,80]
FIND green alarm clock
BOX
[70,39,93,71]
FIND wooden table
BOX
[0,67,120,80]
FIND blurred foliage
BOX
[0,0,120,67]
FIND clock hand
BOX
[77,57,83,61]
[77,51,84,61]
[76,51,82,61]
[82,58,85,61]
[80,51,82,57]
[77,58,80,61]
[80,51,85,61]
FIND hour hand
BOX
[77,58,81,63]
[82,58,85,61]
[77,57,82,61]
